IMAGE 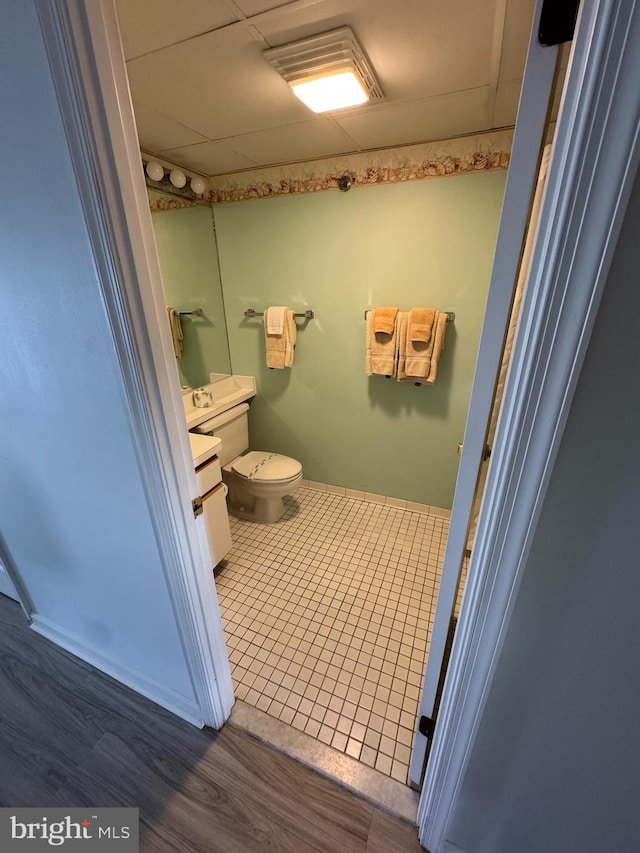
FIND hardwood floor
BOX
[0,595,424,852]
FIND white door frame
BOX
[35,0,234,728]
[33,0,640,842]
[0,536,34,618]
[418,1,640,849]
[0,561,21,604]
[409,0,559,787]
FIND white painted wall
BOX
[0,0,196,709]
[0,561,19,602]
[445,165,640,851]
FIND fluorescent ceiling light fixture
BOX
[265,27,383,114]
[291,69,369,112]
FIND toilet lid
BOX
[232,450,302,483]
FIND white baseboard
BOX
[31,614,205,727]
[301,480,452,519]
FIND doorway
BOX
[213,136,552,791]
[38,0,576,820]
[36,0,640,847]
[114,0,565,797]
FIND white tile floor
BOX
[215,487,452,785]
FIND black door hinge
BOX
[419,715,435,739]
[539,0,580,46]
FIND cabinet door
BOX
[201,483,232,567]
[196,455,222,495]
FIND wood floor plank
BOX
[72,731,337,853]
[0,722,71,807]
[218,724,373,845]
[366,809,425,853]
[56,722,373,853]
[0,595,424,852]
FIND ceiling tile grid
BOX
[157,141,260,175]
[334,87,494,152]
[116,0,239,60]
[117,0,537,177]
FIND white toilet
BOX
[192,403,303,523]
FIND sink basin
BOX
[184,374,256,430]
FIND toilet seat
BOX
[231,451,302,484]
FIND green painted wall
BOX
[152,205,231,388]
[214,172,505,509]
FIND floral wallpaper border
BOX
[148,188,197,213]
[204,129,513,205]
[147,129,514,211]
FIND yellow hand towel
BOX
[366,309,398,376]
[284,309,296,368]
[372,306,398,335]
[409,307,435,343]
[426,311,448,384]
[396,312,410,380]
[167,307,183,358]
[264,308,296,369]
[400,311,433,381]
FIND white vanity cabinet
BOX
[189,433,232,567]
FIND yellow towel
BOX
[409,307,435,343]
[167,307,183,358]
[398,311,433,381]
[395,312,410,380]
[264,308,296,369]
[426,311,448,384]
[366,309,398,376]
[372,306,398,335]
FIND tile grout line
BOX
[216,487,451,784]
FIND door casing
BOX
[409,0,559,787]
[32,5,640,853]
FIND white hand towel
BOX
[265,306,287,335]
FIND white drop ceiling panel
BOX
[115,0,237,60]
[492,79,522,128]
[132,102,209,152]
[231,0,303,17]
[158,141,259,175]
[117,0,537,177]
[336,87,493,151]
[497,0,535,81]
[492,65,566,134]
[221,119,358,166]
[126,26,312,140]
[256,0,498,100]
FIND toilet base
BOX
[227,493,288,524]
[223,468,300,524]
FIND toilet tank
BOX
[191,403,249,466]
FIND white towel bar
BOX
[244,308,314,320]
